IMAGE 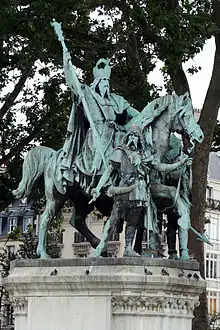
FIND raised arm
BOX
[51,20,81,96]
[63,51,82,95]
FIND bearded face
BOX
[97,78,110,98]
[126,132,140,150]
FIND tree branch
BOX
[167,64,190,96]
[0,64,33,120]
[0,123,44,165]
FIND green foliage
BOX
[209,312,220,329]
[17,225,39,259]
[0,0,218,210]
[0,248,16,278]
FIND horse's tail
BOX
[13,146,56,199]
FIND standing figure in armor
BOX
[56,55,140,194]
[91,125,190,257]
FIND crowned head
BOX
[93,58,111,79]
[91,58,111,98]
[129,124,142,136]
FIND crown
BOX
[93,58,111,79]
[130,124,141,135]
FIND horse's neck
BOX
[152,111,172,160]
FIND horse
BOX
[133,134,193,259]
[13,93,203,259]
[91,93,204,258]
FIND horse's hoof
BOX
[37,250,51,259]
[40,253,51,259]
[168,253,180,260]
[123,249,140,257]
[101,250,108,257]
[180,250,189,261]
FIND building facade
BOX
[205,152,220,314]
[0,201,36,254]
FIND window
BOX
[0,217,2,235]
[208,218,218,241]
[206,253,217,279]
[23,216,33,233]
[208,291,217,314]
[207,186,213,199]
[6,245,15,255]
[8,217,17,233]
[74,232,87,243]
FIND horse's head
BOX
[172,92,204,153]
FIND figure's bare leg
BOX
[134,227,144,254]
[123,207,141,257]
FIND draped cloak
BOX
[54,85,139,194]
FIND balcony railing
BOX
[206,198,220,211]
[72,241,121,258]
[72,242,91,258]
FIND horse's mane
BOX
[136,94,176,128]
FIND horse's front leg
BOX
[91,203,120,257]
[151,183,190,260]
[151,183,190,228]
[71,212,100,249]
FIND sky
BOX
[9,36,216,125]
[148,37,215,111]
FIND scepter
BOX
[51,19,108,170]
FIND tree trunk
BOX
[189,11,220,327]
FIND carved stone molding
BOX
[111,295,200,315]
[10,296,28,315]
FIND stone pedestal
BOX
[3,258,206,330]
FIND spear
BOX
[50,19,107,169]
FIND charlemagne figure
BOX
[56,55,140,194]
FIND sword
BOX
[189,225,213,246]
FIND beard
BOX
[127,139,138,150]
[98,85,110,99]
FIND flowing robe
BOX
[55,84,139,194]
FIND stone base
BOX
[4,258,206,330]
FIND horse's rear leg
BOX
[37,200,56,259]
[37,190,67,259]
